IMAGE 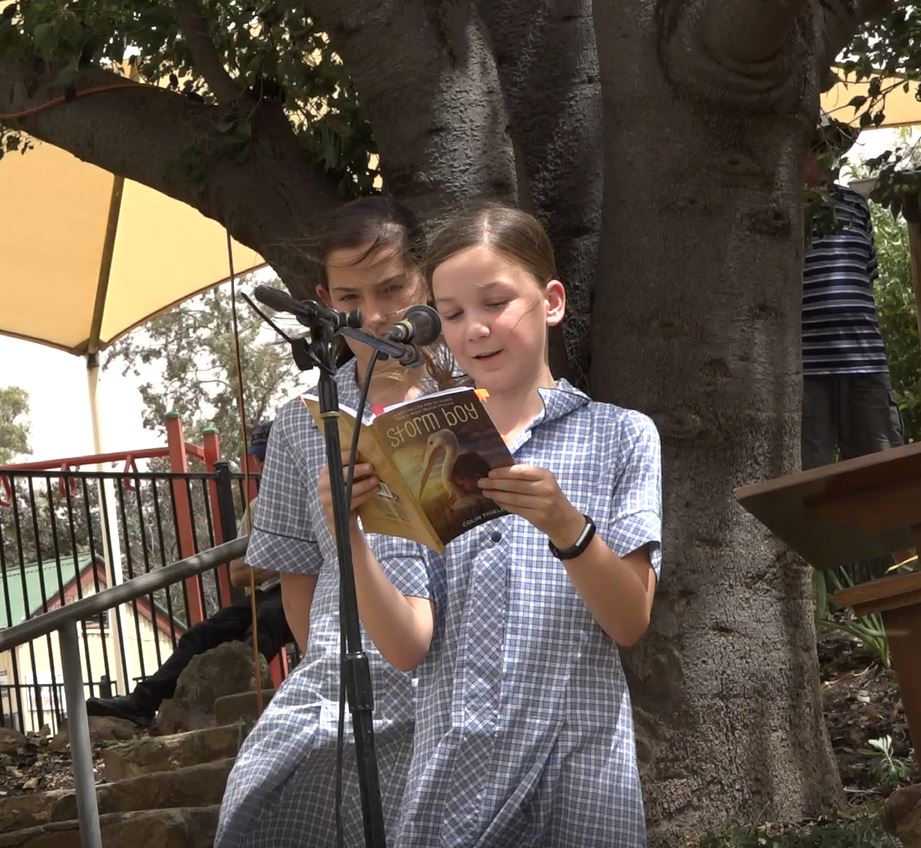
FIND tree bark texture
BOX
[0,0,883,839]
[591,1,844,841]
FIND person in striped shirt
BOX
[801,114,903,469]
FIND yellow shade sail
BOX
[822,72,921,129]
[0,138,266,356]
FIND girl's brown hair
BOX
[318,195,456,383]
[318,195,426,286]
[420,203,557,389]
[422,202,557,290]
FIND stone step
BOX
[103,722,243,781]
[0,804,219,848]
[213,687,275,726]
[0,758,234,833]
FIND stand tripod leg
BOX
[318,366,387,848]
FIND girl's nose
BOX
[467,320,490,341]
[363,303,388,332]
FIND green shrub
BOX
[698,811,899,848]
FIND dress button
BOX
[490,531,502,543]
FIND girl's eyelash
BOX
[486,300,508,309]
[443,312,462,321]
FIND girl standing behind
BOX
[216,196,440,847]
[327,203,663,847]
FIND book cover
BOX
[302,386,514,552]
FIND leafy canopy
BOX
[0,0,377,194]
[0,385,30,463]
[104,276,305,462]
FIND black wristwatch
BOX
[548,515,596,561]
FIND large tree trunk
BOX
[1,0,890,839]
[591,1,842,841]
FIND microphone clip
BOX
[338,328,425,368]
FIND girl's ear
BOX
[315,284,332,307]
[544,280,566,327]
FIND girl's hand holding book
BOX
[318,450,380,528]
[478,464,586,551]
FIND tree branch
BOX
[173,0,244,104]
[822,0,895,65]
[476,0,601,384]
[701,0,809,65]
[305,0,519,220]
[0,55,342,295]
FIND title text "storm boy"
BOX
[386,402,480,448]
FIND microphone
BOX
[253,285,361,331]
[384,305,441,346]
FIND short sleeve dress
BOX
[381,381,662,848]
[216,359,427,847]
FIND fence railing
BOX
[0,538,248,848]
[0,419,262,733]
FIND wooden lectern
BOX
[735,441,921,755]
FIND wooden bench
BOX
[736,442,921,753]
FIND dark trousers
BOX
[134,585,293,709]
[801,373,904,470]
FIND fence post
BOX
[165,414,205,625]
[60,621,102,848]
[203,431,236,608]
[215,460,245,606]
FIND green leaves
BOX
[103,276,303,464]
[699,812,901,847]
[0,1,377,197]
[0,385,31,464]
[857,735,912,791]
[870,199,921,443]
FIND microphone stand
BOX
[339,328,425,368]
[312,325,388,848]
[242,293,424,848]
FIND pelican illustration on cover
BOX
[302,386,514,552]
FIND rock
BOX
[0,759,231,834]
[0,790,69,836]
[213,689,275,726]
[883,783,921,847]
[0,805,219,848]
[20,778,38,791]
[0,729,29,756]
[46,733,68,752]
[50,715,139,750]
[155,641,270,735]
[103,724,242,782]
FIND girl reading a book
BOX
[325,203,663,846]
[216,196,445,847]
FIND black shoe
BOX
[85,694,155,727]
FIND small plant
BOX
[698,810,900,847]
[815,567,890,668]
[858,735,911,791]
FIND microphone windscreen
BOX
[253,285,298,313]
[405,304,442,345]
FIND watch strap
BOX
[548,514,596,561]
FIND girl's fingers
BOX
[487,465,543,481]
[350,475,379,494]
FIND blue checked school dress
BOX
[380,381,662,848]
[215,359,419,848]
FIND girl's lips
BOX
[472,350,502,360]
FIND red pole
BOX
[241,451,260,502]
[166,413,205,625]
[203,427,233,608]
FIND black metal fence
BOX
[0,461,258,734]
